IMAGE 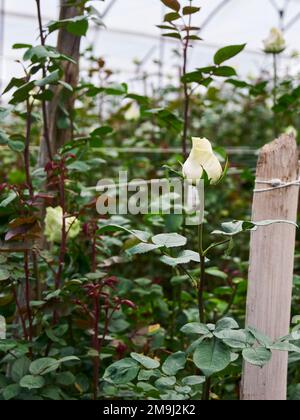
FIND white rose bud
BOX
[182,137,223,184]
[263,28,286,54]
[284,126,298,138]
[45,206,81,243]
[124,102,140,121]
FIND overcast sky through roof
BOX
[1,0,300,95]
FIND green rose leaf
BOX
[35,70,60,87]
[163,12,181,22]
[131,353,160,369]
[56,372,76,386]
[160,250,200,266]
[29,356,79,376]
[182,375,206,386]
[11,357,31,382]
[0,340,17,352]
[127,243,162,255]
[269,342,300,353]
[0,191,17,208]
[181,322,210,335]
[152,233,187,248]
[155,376,176,389]
[67,161,90,172]
[0,268,10,281]
[212,219,298,237]
[29,358,59,375]
[162,351,186,376]
[67,19,88,36]
[138,369,161,381]
[183,6,201,15]
[8,140,25,153]
[215,317,239,330]
[103,358,139,385]
[162,32,182,40]
[247,326,273,347]
[214,44,246,65]
[2,77,26,95]
[48,16,89,37]
[214,329,248,349]
[242,347,272,367]
[193,339,231,377]
[13,43,32,49]
[213,66,237,77]
[23,46,58,61]
[3,384,21,400]
[161,0,181,12]
[20,375,45,390]
[98,224,151,242]
[0,129,9,144]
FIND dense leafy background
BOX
[0,0,300,401]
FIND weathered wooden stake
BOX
[241,134,299,400]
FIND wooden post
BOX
[241,134,299,400]
[39,0,83,166]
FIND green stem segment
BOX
[203,239,231,256]
[197,224,211,399]
[197,223,206,323]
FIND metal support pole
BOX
[102,0,118,18]
[158,2,165,91]
[197,0,232,34]
[284,10,300,31]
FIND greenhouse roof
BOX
[1,0,300,95]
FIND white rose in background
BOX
[264,28,286,136]
[263,28,286,54]
[45,206,81,243]
[182,137,223,184]
[124,102,140,121]
[284,126,298,138]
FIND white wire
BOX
[254,178,300,192]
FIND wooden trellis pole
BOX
[241,134,299,400]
